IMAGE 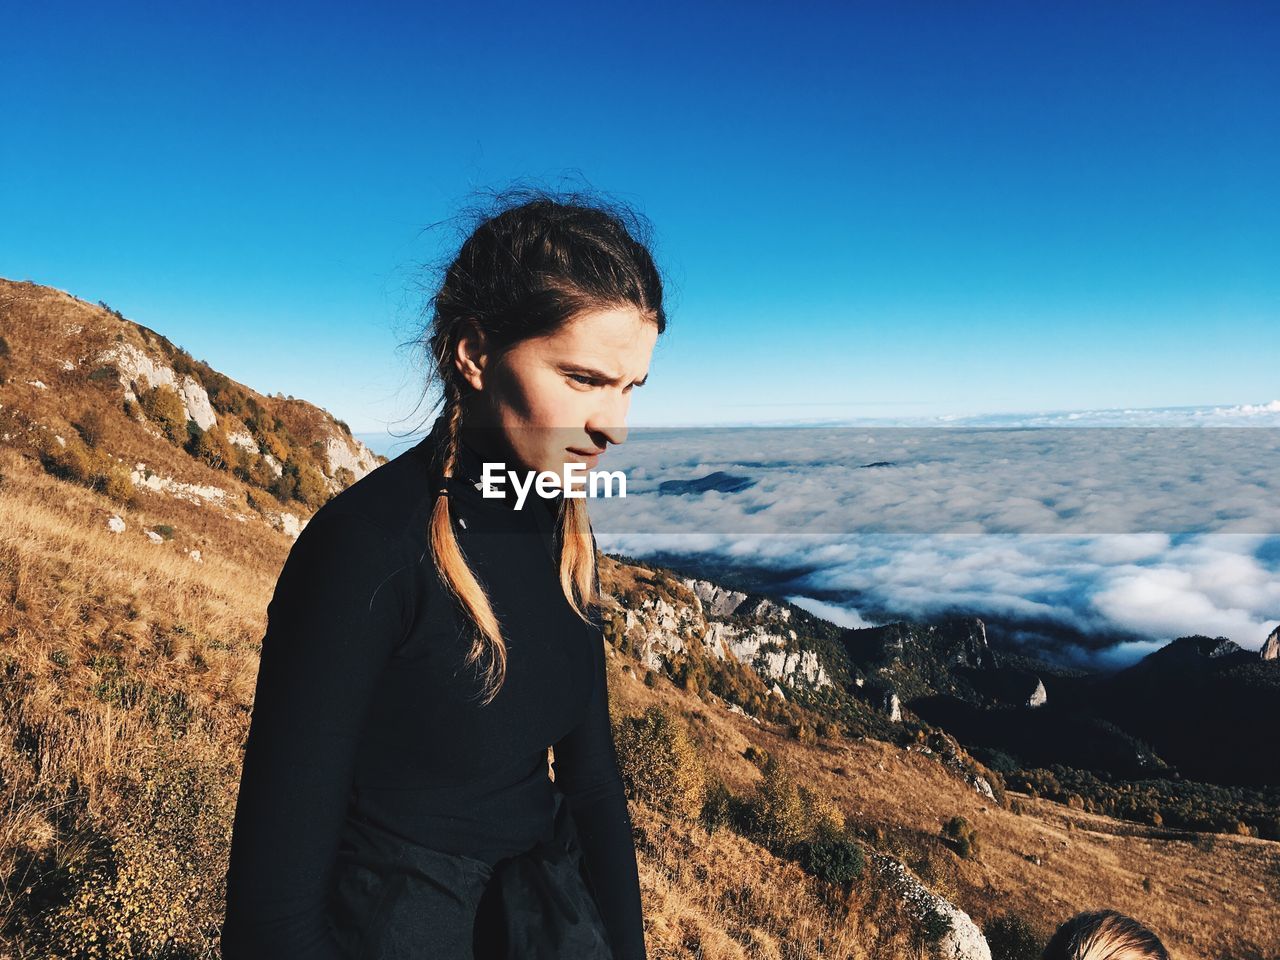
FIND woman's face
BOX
[454,304,659,480]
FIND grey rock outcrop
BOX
[872,853,991,960]
[1261,626,1279,661]
[1027,677,1048,708]
[99,342,218,430]
[610,575,833,699]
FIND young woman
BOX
[220,190,665,959]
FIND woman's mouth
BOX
[567,447,604,467]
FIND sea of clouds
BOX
[586,400,1280,668]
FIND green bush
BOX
[985,912,1044,960]
[796,836,865,887]
[915,901,953,950]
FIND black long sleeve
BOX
[552,627,647,960]
[221,508,412,959]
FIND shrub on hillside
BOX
[914,901,954,954]
[815,718,840,739]
[36,434,135,507]
[747,755,809,852]
[800,784,846,841]
[241,451,280,489]
[669,652,708,696]
[788,717,817,743]
[699,775,753,836]
[187,424,236,471]
[137,384,187,443]
[88,364,119,384]
[941,815,981,859]
[743,745,769,770]
[985,911,1045,960]
[39,747,233,959]
[39,434,93,485]
[73,408,107,449]
[611,705,706,818]
[795,835,865,888]
[292,459,330,508]
[260,429,290,464]
[98,462,135,505]
[748,755,853,855]
[268,468,298,503]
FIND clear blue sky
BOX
[3,0,1276,436]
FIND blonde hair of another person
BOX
[1041,909,1171,960]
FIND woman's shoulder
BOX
[301,440,437,551]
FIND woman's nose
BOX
[587,396,629,447]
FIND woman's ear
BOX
[453,321,489,392]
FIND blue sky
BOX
[3,0,1277,439]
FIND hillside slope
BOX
[0,277,381,541]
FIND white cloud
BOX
[590,402,1280,663]
[784,595,879,629]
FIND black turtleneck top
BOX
[220,423,645,959]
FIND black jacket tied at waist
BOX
[326,790,617,959]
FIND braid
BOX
[428,396,507,706]
[557,496,600,621]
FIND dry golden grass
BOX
[602,646,1280,960]
[0,426,1277,957]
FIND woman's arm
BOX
[551,546,647,960]
[221,507,411,960]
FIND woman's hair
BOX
[1041,909,1170,960]
[415,184,667,704]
